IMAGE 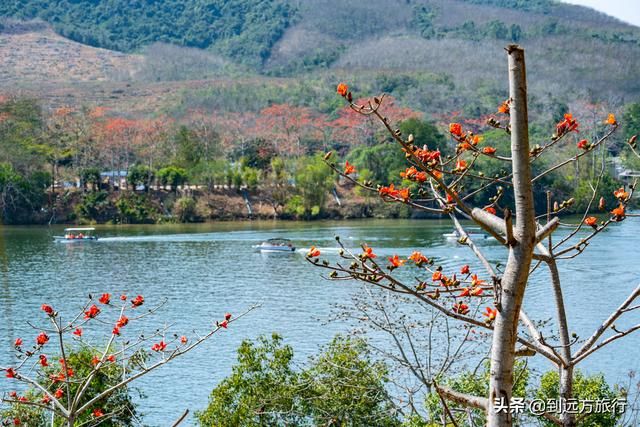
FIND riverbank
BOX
[40,184,419,225]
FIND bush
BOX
[115,193,158,224]
[173,196,198,222]
[197,334,400,427]
[75,190,111,222]
[536,370,623,427]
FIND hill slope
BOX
[1,0,639,118]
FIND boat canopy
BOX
[64,228,96,232]
[265,238,292,244]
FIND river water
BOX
[1,219,638,425]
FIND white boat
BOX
[252,238,295,252]
[54,227,99,243]
[443,230,491,241]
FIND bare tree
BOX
[309,45,638,427]
[1,293,256,426]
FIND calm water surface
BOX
[1,219,638,425]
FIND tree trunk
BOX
[487,45,537,427]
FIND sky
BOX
[560,0,640,27]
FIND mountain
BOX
[1,0,639,117]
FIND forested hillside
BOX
[0,0,293,67]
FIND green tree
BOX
[197,334,400,427]
[293,154,334,218]
[157,166,188,192]
[127,164,154,191]
[536,370,623,427]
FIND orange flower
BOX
[408,251,428,265]
[446,192,456,204]
[98,293,111,305]
[482,147,497,155]
[388,255,406,268]
[432,169,443,179]
[584,216,598,227]
[107,354,116,363]
[454,159,467,172]
[414,171,428,182]
[598,197,606,211]
[460,265,470,275]
[497,100,510,114]
[613,187,629,201]
[180,336,188,344]
[73,328,82,337]
[36,332,49,346]
[458,288,470,297]
[151,340,167,352]
[577,139,589,150]
[54,389,64,399]
[607,113,617,126]
[471,274,486,287]
[344,161,356,175]
[484,206,497,215]
[93,409,104,418]
[307,246,320,258]
[84,305,100,319]
[336,83,348,97]
[611,203,626,221]
[131,295,145,307]
[453,303,469,315]
[449,123,463,137]
[432,271,443,282]
[379,183,398,197]
[472,135,483,145]
[400,167,417,179]
[362,244,377,259]
[471,287,484,296]
[556,113,579,136]
[483,307,497,321]
[397,187,410,201]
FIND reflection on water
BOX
[0,219,638,425]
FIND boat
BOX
[54,227,99,243]
[253,238,295,252]
[443,230,492,241]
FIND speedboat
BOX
[253,238,295,252]
[54,227,99,243]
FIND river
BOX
[1,219,638,425]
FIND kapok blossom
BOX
[361,244,377,259]
[151,341,167,352]
[98,293,111,304]
[584,217,598,228]
[344,161,356,175]
[84,305,100,319]
[408,251,428,265]
[449,123,463,137]
[483,307,498,322]
[336,83,349,97]
[388,255,406,268]
[36,332,49,346]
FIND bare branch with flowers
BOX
[1,293,256,426]
[312,46,639,427]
